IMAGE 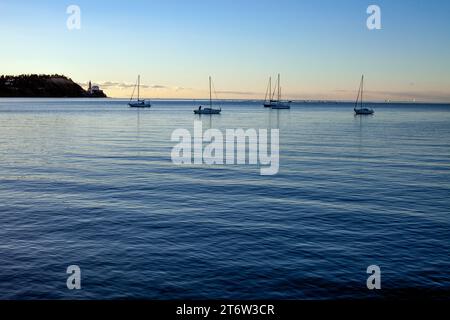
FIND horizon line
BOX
[1,97,449,105]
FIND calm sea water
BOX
[0,99,449,300]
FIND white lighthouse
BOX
[86,80,105,97]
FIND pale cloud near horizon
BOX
[77,81,450,102]
[216,90,257,96]
[78,81,179,90]
[78,81,191,98]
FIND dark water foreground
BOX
[0,99,448,299]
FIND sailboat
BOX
[263,77,277,107]
[129,75,151,108]
[354,75,374,115]
[194,76,222,115]
[270,74,291,109]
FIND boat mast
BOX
[355,75,363,110]
[137,75,140,101]
[361,75,364,109]
[209,76,212,108]
[269,77,272,101]
[278,74,281,102]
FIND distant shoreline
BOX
[0,97,449,105]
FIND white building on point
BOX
[88,81,101,94]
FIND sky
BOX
[0,0,449,102]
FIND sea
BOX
[0,99,449,299]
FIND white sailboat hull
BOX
[194,107,221,115]
[264,100,277,107]
[129,100,151,108]
[354,108,374,115]
[271,102,291,109]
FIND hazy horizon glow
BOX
[1,0,450,102]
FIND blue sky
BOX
[0,0,449,101]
